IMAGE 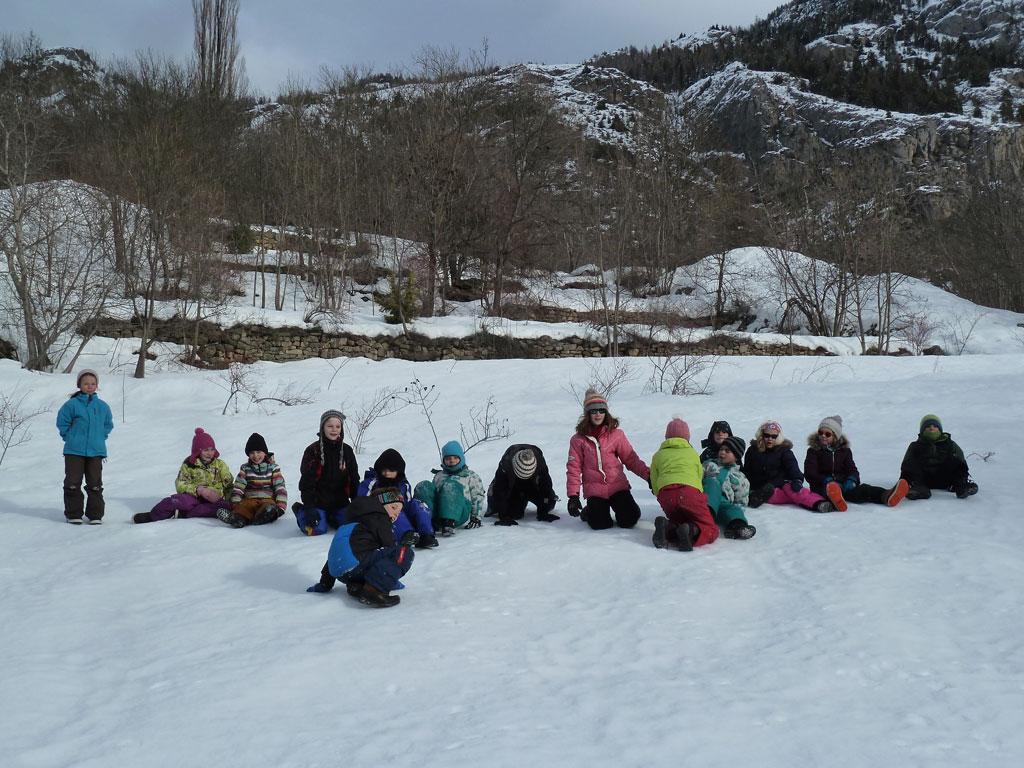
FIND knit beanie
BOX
[374,486,403,506]
[582,388,608,414]
[511,448,537,480]
[919,414,942,433]
[374,448,406,476]
[190,428,218,461]
[245,432,269,456]
[441,440,466,473]
[665,418,691,441]
[719,435,746,462]
[818,415,843,440]
[319,409,346,437]
[76,369,99,388]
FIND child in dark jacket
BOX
[135,428,234,523]
[217,432,287,528]
[804,415,909,511]
[900,414,978,500]
[56,369,113,524]
[307,489,416,608]
[743,420,833,513]
[487,444,559,526]
[357,448,439,548]
[699,420,734,463]
[293,409,359,535]
[702,435,756,539]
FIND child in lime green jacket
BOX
[135,428,234,523]
[649,418,717,551]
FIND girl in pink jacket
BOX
[566,388,650,530]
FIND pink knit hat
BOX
[665,418,690,441]
[190,428,218,461]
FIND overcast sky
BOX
[7,0,783,95]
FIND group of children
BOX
[56,372,979,606]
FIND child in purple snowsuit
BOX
[134,428,233,523]
[357,448,439,549]
[743,420,833,513]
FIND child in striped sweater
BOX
[218,432,288,528]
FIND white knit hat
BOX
[511,448,537,480]
[818,415,843,440]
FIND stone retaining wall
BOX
[90,317,833,366]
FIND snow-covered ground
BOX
[2,340,1023,767]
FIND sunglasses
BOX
[588,408,607,415]
[762,433,779,440]
[818,430,834,437]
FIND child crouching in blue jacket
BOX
[357,448,439,549]
[307,489,416,608]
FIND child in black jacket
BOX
[486,444,559,526]
[306,489,416,608]
[901,414,978,500]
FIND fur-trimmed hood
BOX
[806,433,850,450]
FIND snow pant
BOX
[232,498,284,524]
[656,484,719,547]
[702,474,749,528]
[486,486,556,524]
[901,456,971,499]
[583,489,642,530]
[63,455,104,521]
[343,545,415,594]
[767,484,826,510]
[414,479,473,527]
[293,504,347,536]
[150,492,230,521]
[812,482,890,505]
[392,499,435,538]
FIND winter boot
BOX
[724,519,756,540]
[676,522,695,552]
[813,500,835,514]
[217,508,246,528]
[955,480,978,499]
[439,519,456,537]
[66,517,83,525]
[346,581,364,596]
[253,504,282,525]
[825,482,848,512]
[885,479,910,507]
[536,510,560,522]
[652,516,671,549]
[416,533,440,548]
[905,483,930,501]
[357,583,400,608]
[133,512,153,524]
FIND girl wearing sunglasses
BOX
[743,420,833,513]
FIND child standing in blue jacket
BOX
[55,369,113,524]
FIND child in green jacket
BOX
[413,440,485,536]
[702,435,756,540]
[135,428,234,523]
[649,418,717,551]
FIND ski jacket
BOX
[299,438,358,510]
[488,444,556,517]
[357,469,415,502]
[803,434,860,495]
[742,439,803,489]
[231,458,288,510]
[900,433,967,477]
[175,457,234,498]
[566,426,650,500]
[427,465,485,518]
[345,495,398,563]
[56,392,113,457]
[650,437,702,494]
[702,460,750,506]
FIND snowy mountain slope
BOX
[1,347,1023,767]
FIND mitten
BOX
[789,480,802,492]
[536,511,560,522]
[842,478,857,492]
[466,516,482,529]
[306,583,329,593]
[494,519,518,526]
[567,497,582,517]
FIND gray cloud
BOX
[8,0,782,95]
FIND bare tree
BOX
[0,389,47,467]
[192,0,245,99]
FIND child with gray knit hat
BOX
[486,444,559,526]
[293,409,360,535]
[900,414,978,500]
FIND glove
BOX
[466,516,482,529]
[536,511,560,522]
[842,478,857,492]
[494,518,518,526]
[399,530,419,548]
[306,583,329,593]
[789,480,803,492]
[567,497,582,517]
